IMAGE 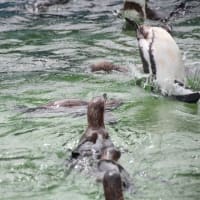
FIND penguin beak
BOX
[125,17,139,31]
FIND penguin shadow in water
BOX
[118,0,164,23]
[65,96,133,195]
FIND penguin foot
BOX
[169,83,200,103]
[172,92,200,104]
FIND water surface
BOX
[0,1,200,200]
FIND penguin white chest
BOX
[137,26,185,94]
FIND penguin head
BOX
[123,0,147,22]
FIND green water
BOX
[0,1,200,200]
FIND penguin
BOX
[120,0,189,25]
[122,0,147,22]
[120,0,165,22]
[126,18,200,103]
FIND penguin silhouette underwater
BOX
[125,18,200,103]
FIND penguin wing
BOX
[138,38,151,74]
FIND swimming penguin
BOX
[126,18,200,103]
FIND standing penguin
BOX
[121,0,189,24]
[126,18,200,103]
[121,0,165,22]
[122,0,147,21]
